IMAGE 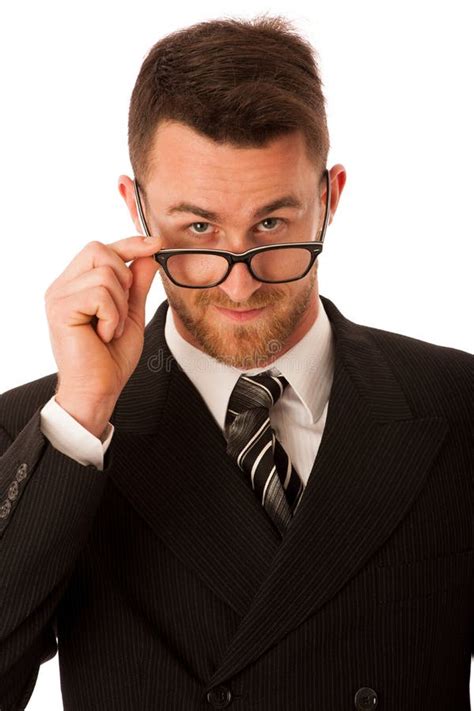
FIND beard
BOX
[162,267,317,370]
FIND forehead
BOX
[144,120,318,219]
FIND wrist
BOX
[55,391,116,439]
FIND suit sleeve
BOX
[0,403,113,710]
[40,394,115,471]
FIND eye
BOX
[188,222,212,235]
[186,217,285,236]
[256,218,284,232]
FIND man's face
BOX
[132,121,328,369]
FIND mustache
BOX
[196,288,286,310]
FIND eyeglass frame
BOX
[132,167,331,288]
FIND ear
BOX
[118,174,145,235]
[326,164,347,225]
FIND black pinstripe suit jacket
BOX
[0,294,472,710]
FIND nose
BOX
[217,262,262,303]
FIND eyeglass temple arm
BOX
[318,169,331,243]
[133,178,152,237]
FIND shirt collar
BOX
[164,296,335,431]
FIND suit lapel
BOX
[204,297,449,688]
[109,295,449,687]
[109,302,281,617]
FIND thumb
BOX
[127,253,160,325]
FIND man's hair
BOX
[128,14,330,198]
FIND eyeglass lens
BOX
[166,246,313,286]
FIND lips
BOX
[214,305,268,322]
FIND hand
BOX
[44,236,162,421]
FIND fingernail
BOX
[143,235,159,244]
[116,321,124,337]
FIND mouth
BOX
[214,305,269,322]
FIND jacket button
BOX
[354,686,378,709]
[0,499,12,519]
[206,685,232,708]
[8,480,19,500]
[16,463,28,481]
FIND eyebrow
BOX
[165,195,304,221]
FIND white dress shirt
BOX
[40,297,335,481]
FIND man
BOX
[0,15,472,711]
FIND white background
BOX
[0,0,472,707]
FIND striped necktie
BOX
[224,370,304,537]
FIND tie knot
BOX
[226,370,288,425]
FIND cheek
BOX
[279,270,316,310]
[276,282,302,305]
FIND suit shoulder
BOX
[0,372,58,440]
[363,323,473,422]
[365,322,472,371]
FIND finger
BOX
[108,234,162,263]
[54,265,130,331]
[52,285,120,343]
[127,254,160,325]
[54,235,161,291]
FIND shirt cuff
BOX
[39,394,115,471]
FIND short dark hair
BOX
[128,14,330,198]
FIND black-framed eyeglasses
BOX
[133,168,331,288]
